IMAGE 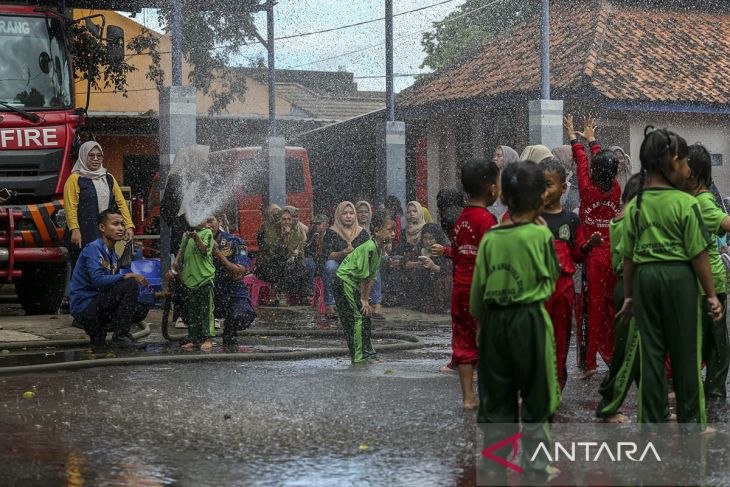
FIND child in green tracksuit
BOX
[173,218,216,351]
[618,128,722,427]
[596,174,643,422]
[334,211,396,363]
[471,161,561,477]
[686,143,730,399]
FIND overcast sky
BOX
[122,0,468,92]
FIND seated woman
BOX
[356,200,384,319]
[407,224,452,313]
[383,201,426,306]
[322,201,369,319]
[254,207,308,304]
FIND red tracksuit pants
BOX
[576,250,616,370]
[451,285,478,366]
[545,273,574,390]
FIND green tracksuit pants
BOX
[477,302,561,474]
[183,283,215,342]
[596,277,640,418]
[333,277,377,363]
[702,293,728,398]
[633,262,706,425]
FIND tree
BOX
[420,0,538,72]
[73,3,262,114]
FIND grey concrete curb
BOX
[0,322,152,350]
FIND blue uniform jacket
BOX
[69,238,123,316]
[214,230,253,300]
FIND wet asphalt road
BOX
[0,314,728,486]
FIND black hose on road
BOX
[0,329,425,375]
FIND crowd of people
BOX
[251,198,453,317]
[61,117,729,457]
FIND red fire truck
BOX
[0,2,124,313]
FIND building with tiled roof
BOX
[396,0,730,211]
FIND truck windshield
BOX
[0,15,72,110]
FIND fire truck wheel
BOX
[15,263,68,315]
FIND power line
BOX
[285,0,506,70]
[274,0,460,41]
[354,73,424,79]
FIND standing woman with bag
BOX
[63,141,135,270]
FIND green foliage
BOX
[420,0,537,72]
[130,4,260,114]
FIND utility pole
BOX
[266,0,286,207]
[381,0,406,212]
[528,0,562,148]
[160,1,196,279]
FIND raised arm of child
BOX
[565,114,602,193]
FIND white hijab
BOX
[72,141,110,214]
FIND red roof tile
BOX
[401,0,730,107]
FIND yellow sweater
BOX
[63,173,134,230]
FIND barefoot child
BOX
[334,211,396,363]
[539,159,602,390]
[596,174,643,422]
[618,127,722,426]
[173,217,216,351]
[686,143,730,399]
[471,161,561,476]
[564,114,621,379]
[449,159,500,410]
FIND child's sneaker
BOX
[214,319,222,329]
[174,317,186,329]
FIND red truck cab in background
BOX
[141,146,313,255]
[0,2,123,314]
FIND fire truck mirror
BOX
[106,25,125,66]
[38,52,51,74]
[85,18,102,39]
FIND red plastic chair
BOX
[244,274,270,308]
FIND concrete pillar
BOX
[385,121,407,212]
[426,123,441,220]
[267,136,286,207]
[528,99,563,149]
[159,85,196,276]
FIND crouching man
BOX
[211,215,256,345]
[70,209,150,349]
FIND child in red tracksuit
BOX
[445,159,500,410]
[564,114,621,379]
[539,159,602,390]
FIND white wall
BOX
[629,114,730,195]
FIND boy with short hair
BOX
[450,159,500,410]
[539,159,602,389]
[172,217,216,351]
[334,210,396,363]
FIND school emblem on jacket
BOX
[558,224,571,241]
[219,239,233,257]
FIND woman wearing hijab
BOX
[63,141,134,269]
[322,201,370,318]
[255,207,307,304]
[520,144,554,164]
[408,223,452,313]
[489,145,519,220]
[385,201,427,306]
[284,205,309,242]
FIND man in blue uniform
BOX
[70,209,150,349]
[210,215,257,345]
